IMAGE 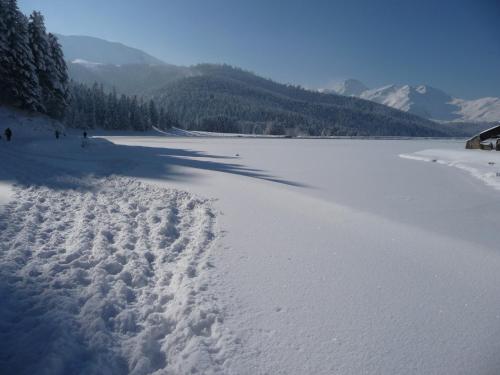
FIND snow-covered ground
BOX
[107,137,500,375]
[401,148,500,191]
[0,177,232,374]
[1,116,500,374]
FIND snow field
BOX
[0,176,234,375]
[2,111,499,375]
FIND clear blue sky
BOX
[18,0,500,99]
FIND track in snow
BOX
[0,176,233,375]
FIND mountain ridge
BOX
[56,34,165,66]
[325,79,500,123]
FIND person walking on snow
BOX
[81,131,89,148]
[4,128,12,142]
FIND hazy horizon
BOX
[18,0,500,99]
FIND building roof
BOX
[478,124,500,141]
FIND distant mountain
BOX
[327,79,368,97]
[67,61,194,96]
[59,36,474,136]
[327,79,500,123]
[56,34,165,66]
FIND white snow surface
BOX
[0,110,236,374]
[107,136,500,375]
[400,148,500,191]
[1,111,500,374]
[71,58,106,69]
[0,177,230,375]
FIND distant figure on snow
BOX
[81,131,89,148]
[4,128,12,142]
[55,130,60,139]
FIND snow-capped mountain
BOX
[56,34,165,66]
[327,79,500,122]
[330,79,368,97]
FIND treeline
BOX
[0,0,68,118]
[65,83,179,131]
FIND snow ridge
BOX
[0,176,233,375]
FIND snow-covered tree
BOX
[47,33,68,118]
[28,11,52,113]
[0,1,68,118]
[64,82,177,131]
[2,0,42,111]
[149,100,159,128]
[0,0,11,103]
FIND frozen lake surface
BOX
[107,137,500,375]
[1,132,500,374]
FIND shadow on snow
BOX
[0,136,308,189]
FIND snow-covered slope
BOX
[0,106,64,139]
[361,84,458,121]
[56,34,165,66]
[329,79,500,122]
[451,96,500,122]
[324,78,368,96]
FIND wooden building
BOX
[466,124,500,150]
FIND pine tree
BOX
[28,10,51,113]
[0,0,10,101]
[118,94,131,130]
[129,96,139,130]
[47,33,68,118]
[149,100,159,128]
[2,0,41,110]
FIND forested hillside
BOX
[66,59,466,136]
[153,64,459,136]
[65,58,486,136]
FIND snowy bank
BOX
[400,148,500,191]
[0,109,238,374]
[0,106,64,140]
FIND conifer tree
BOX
[28,10,52,113]
[149,100,159,128]
[47,33,68,118]
[0,0,10,103]
[3,0,41,110]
